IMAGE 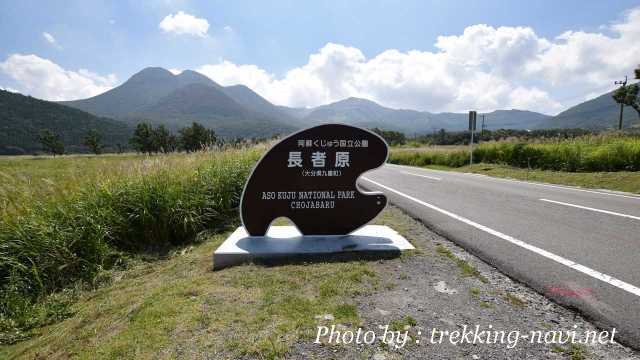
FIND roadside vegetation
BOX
[0,147,263,344]
[1,232,377,359]
[390,132,640,172]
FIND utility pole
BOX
[614,76,628,130]
[468,111,477,165]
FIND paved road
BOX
[359,163,640,348]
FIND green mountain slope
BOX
[299,97,551,133]
[221,85,304,125]
[0,90,132,154]
[60,67,220,118]
[62,68,296,138]
[134,83,295,138]
[537,88,639,129]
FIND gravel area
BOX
[289,206,640,359]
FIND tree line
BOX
[38,121,218,156]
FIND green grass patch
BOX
[552,344,588,360]
[390,315,417,332]
[469,287,480,298]
[503,292,526,308]
[479,301,493,309]
[1,231,377,359]
[435,245,488,283]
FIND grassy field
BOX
[390,134,640,172]
[389,134,640,194]
[0,148,263,344]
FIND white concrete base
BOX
[213,225,414,269]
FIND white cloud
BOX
[159,11,209,37]
[526,7,640,86]
[194,7,640,114]
[42,32,56,44]
[197,43,562,113]
[42,32,61,49]
[0,54,117,101]
[168,68,182,75]
[434,24,550,77]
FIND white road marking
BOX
[540,198,640,221]
[386,163,640,200]
[401,171,441,181]
[362,177,640,298]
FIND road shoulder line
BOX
[540,198,640,221]
[386,163,640,200]
[362,176,640,298]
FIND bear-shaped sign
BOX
[241,124,388,236]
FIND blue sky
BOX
[1,0,640,114]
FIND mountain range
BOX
[61,66,639,135]
[1,66,638,154]
[60,67,297,138]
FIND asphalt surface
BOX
[358,163,640,349]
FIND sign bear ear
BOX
[240,124,389,236]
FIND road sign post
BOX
[469,111,477,165]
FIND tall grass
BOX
[0,148,262,343]
[390,134,640,172]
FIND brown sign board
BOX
[240,124,388,236]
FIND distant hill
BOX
[0,90,131,155]
[296,97,551,133]
[62,67,295,138]
[276,105,314,120]
[302,97,432,134]
[536,88,639,129]
[428,109,552,131]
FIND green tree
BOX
[612,65,640,125]
[129,123,156,155]
[178,122,217,152]
[38,129,64,156]
[82,129,103,155]
[371,128,406,146]
[152,125,177,153]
